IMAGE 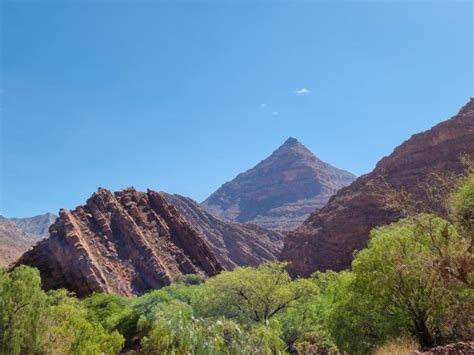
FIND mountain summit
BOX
[202,138,356,230]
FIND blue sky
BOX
[1,0,472,217]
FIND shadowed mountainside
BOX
[164,193,285,269]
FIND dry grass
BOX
[373,337,419,355]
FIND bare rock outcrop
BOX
[14,188,222,296]
[164,193,285,269]
[202,138,355,231]
[280,99,474,276]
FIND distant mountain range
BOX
[0,213,56,266]
[202,137,356,230]
[7,99,473,297]
[11,137,357,296]
[1,138,352,273]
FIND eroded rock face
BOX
[14,188,222,296]
[202,138,356,231]
[164,193,285,269]
[280,99,474,277]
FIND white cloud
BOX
[260,103,266,108]
[295,88,312,95]
[272,111,278,116]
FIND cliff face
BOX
[0,213,55,266]
[14,188,222,297]
[202,138,355,231]
[280,100,474,277]
[164,193,285,269]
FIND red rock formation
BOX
[14,188,222,296]
[202,138,355,231]
[164,193,285,269]
[280,99,474,277]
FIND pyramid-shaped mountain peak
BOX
[278,137,309,151]
[282,137,300,146]
[202,139,355,231]
[272,137,318,160]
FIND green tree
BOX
[327,214,473,353]
[141,300,285,354]
[194,262,317,324]
[0,266,48,355]
[44,290,124,354]
[0,266,123,355]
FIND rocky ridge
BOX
[280,99,474,276]
[202,138,356,231]
[164,193,285,269]
[14,188,222,296]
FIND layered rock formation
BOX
[164,193,285,269]
[14,188,221,296]
[280,99,474,277]
[0,213,56,266]
[202,138,355,231]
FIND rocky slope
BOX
[0,220,38,266]
[202,138,356,231]
[7,213,57,238]
[280,99,474,277]
[164,193,285,269]
[14,188,222,296]
[0,213,56,266]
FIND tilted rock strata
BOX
[280,99,474,277]
[202,138,356,231]
[164,193,285,269]
[15,188,222,296]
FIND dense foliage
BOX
[0,266,123,355]
[1,174,472,354]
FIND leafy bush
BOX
[0,266,123,355]
[193,262,317,324]
[326,214,473,353]
[141,300,285,354]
